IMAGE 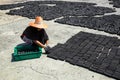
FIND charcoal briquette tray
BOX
[13,45,42,61]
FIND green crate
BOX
[13,45,42,61]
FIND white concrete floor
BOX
[0,0,119,80]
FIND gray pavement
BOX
[0,0,120,80]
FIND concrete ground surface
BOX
[0,0,120,80]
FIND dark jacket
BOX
[21,26,49,44]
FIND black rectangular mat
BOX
[47,32,120,80]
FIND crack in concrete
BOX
[29,66,59,80]
[9,66,59,80]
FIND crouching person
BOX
[21,16,51,54]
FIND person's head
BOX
[34,16,43,24]
[29,16,47,29]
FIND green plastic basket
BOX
[13,45,42,61]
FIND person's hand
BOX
[43,45,46,48]
[44,46,51,51]
[44,46,51,54]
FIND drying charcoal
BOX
[108,0,120,8]
[0,1,115,20]
[0,1,118,35]
[55,15,120,35]
[48,31,120,80]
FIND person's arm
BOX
[43,29,49,46]
[45,40,49,46]
[33,40,46,48]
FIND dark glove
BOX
[44,46,51,54]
